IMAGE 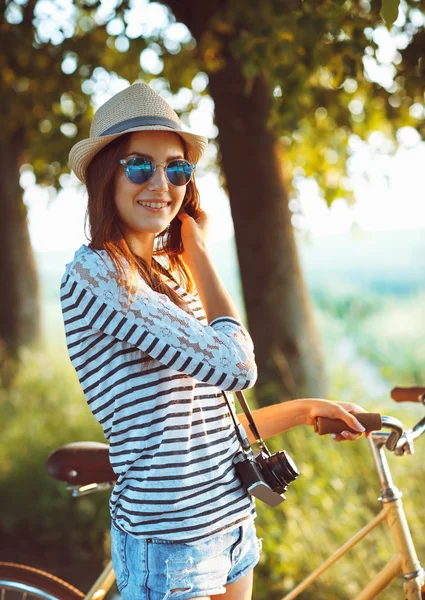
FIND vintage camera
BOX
[234,449,299,507]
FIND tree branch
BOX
[163,0,224,40]
[22,0,38,28]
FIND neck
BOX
[124,231,156,263]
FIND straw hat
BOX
[69,81,208,184]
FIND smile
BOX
[137,201,171,211]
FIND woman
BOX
[61,81,367,600]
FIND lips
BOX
[136,201,171,213]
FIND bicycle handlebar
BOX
[391,386,425,403]
[315,413,382,436]
[315,414,404,451]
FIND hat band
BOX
[100,116,181,137]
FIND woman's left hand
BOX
[331,401,371,442]
[304,399,369,442]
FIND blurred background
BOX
[1,0,424,598]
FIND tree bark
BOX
[165,0,328,405]
[0,128,40,382]
[208,61,327,404]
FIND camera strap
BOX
[221,390,271,457]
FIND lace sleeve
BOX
[63,249,257,391]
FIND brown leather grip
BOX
[391,387,425,403]
[315,413,382,436]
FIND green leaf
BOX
[380,0,400,27]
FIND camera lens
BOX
[269,451,299,486]
[255,450,299,494]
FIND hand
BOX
[177,208,210,258]
[331,401,371,442]
[304,399,368,442]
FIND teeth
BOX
[137,201,169,208]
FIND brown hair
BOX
[84,133,201,313]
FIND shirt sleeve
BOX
[61,249,257,391]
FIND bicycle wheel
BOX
[0,562,84,600]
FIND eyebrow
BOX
[126,151,185,161]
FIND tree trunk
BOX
[165,0,328,405]
[208,60,327,405]
[0,128,40,383]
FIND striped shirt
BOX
[60,243,258,543]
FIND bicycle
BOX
[1,386,424,600]
[280,386,425,600]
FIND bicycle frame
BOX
[65,482,116,600]
[67,420,425,600]
[281,432,425,600]
[83,562,115,600]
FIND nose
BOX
[147,165,168,192]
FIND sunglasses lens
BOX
[166,160,193,186]
[125,157,154,184]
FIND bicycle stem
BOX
[368,434,402,503]
[367,431,425,597]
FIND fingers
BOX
[331,431,363,442]
[177,208,189,220]
[309,400,370,442]
[335,406,366,434]
[336,401,368,415]
[348,415,366,434]
[178,208,208,224]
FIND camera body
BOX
[234,449,299,507]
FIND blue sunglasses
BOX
[119,156,196,187]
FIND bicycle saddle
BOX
[46,441,116,485]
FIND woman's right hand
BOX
[177,208,210,256]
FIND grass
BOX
[0,340,109,574]
[1,288,424,598]
[253,372,425,599]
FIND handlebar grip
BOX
[315,413,382,436]
[391,386,425,403]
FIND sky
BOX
[19,1,425,253]
[23,137,425,254]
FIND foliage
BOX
[313,283,384,324]
[2,288,425,597]
[381,0,402,26]
[0,0,202,188]
[2,0,424,205]
[338,291,425,385]
[251,286,425,598]
[190,0,424,206]
[310,275,425,387]
[0,340,109,564]
[252,372,425,599]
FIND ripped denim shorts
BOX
[110,516,262,600]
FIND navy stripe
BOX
[109,401,228,445]
[116,480,243,516]
[119,474,240,506]
[116,460,236,495]
[115,497,251,534]
[110,418,233,455]
[61,248,256,543]
[88,302,106,327]
[124,324,137,342]
[60,280,77,300]
[96,387,226,428]
[100,116,181,136]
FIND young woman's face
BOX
[114,130,187,238]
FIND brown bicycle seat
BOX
[46,442,116,486]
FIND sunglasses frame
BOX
[118,156,196,187]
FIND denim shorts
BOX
[110,517,262,599]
